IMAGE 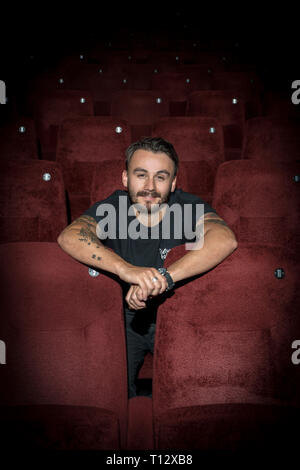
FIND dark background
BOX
[1,2,299,120]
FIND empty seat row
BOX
[0,241,299,450]
[2,115,299,165]
[17,89,247,159]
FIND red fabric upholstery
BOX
[0,118,38,161]
[90,160,126,204]
[89,72,133,115]
[154,404,300,451]
[123,64,160,90]
[110,91,170,141]
[153,245,299,450]
[262,90,300,120]
[34,89,94,161]
[0,160,67,242]
[126,397,153,450]
[242,117,300,163]
[0,242,128,449]
[151,73,210,102]
[212,160,299,252]
[0,405,119,450]
[152,117,224,201]
[211,71,263,119]
[56,117,130,220]
[186,91,246,153]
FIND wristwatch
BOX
[158,267,175,292]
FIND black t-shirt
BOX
[83,188,219,328]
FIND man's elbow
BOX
[228,236,238,252]
[57,231,68,248]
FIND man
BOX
[57,137,238,398]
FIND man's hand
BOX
[125,285,147,310]
[125,280,167,310]
[117,265,167,300]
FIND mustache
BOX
[137,191,161,198]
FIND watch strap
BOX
[158,267,175,291]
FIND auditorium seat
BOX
[262,89,300,121]
[123,64,159,90]
[242,117,300,163]
[110,91,170,141]
[24,73,70,117]
[0,118,38,160]
[60,65,133,115]
[152,117,224,202]
[186,90,246,160]
[151,73,211,115]
[34,89,94,161]
[212,160,300,253]
[90,159,126,204]
[0,160,67,243]
[211,71,263,119]
[56,117,130,221]
[0,242,128,450]
[152,244,300,451]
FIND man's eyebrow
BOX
[133,168,171,176]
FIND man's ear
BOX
[171,175,177,192]
[122,169,128,188]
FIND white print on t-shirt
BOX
[159,248,171,260]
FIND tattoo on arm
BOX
[204,212,228,227]
[91,254,102,261]
[70,215,102,248]
[204,218,228,227]
[78,226,102,245]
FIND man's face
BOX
[122,149,177,213]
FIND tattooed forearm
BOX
[78,227,102,246]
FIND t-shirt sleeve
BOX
[81,201,103,223]
[81,191,119,224]
[80,191,121,244]
[200,199,218,216]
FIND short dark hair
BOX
[125,137,179,177]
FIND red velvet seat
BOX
[242,117,300,163]
[34,89,94,161]
[153,244,300,450]
[61,66,133,115]
[56,116,131,220]
[110,91,170,141]
[186,90,246,160]
[152,117,224,203]
[0,242,128,449]
[123,64,158,90]
[90,159,126,204]
[211,70,263,119]
[0,160,67,242]
[0,118,38,160]
[212,160,300,253]
[262,89,300,120]
[151,73,211,115]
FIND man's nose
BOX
[144,176,156,191]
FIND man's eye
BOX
[157,176,165,181]
[137,174,145,178]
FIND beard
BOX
[127,182,173,215]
